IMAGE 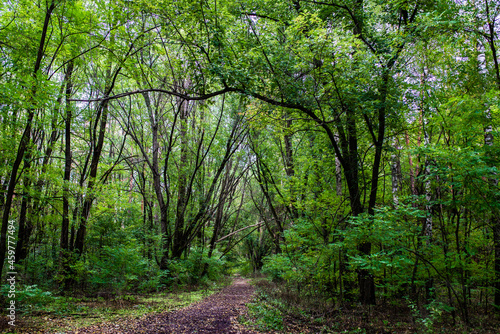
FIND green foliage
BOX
[244,291,284,331]
[86,245,151,293]
[0,285,55,313]
[261,253,294,282]
[262,218,341,298]
[1,0,499,331]
[164,247,227,287]
[23,255,58,290]
[241,232,273,273]
[342,204,424,276]
[407,297,455,334]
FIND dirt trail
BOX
[71,277,259,334]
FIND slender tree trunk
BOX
[253,157,284,253]
[391,138,401,207]
[0,182,5,224]
[202,171,230,276]
[420,70,433,240]
[406,131,417,197]
[423,134,433,239]
[60,61,74,289]
[16,76,66,265]
[485,0,500,92]
[0,1,56,275]
[485,109,500,308]
[335,134,342,197]
[283,117,298,218]
[140,91,171,269]
[342,106,363,217]
[179,116,246,255]
[61,61,74,252]
[344,103,375,304]
[417,65,435,310]
[283,119,294,178]
[74,81,111,255]
[15,167,32,263]
[172,100,189,259]
[207,164,231,260]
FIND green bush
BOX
[86,245,154,293]
[261,218,339,298]
[262,254,293,281]
[165,247,228,287]
[22,254,58,289]
[1,284,55,313]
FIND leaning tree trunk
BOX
[73,66,113,255]
[17,79,66,264]
[0,1,56,276]
[73,101,109,255]
[15,163,32,264]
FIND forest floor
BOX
[0,276,260,334]
[3,276,499,333]
[66,276,259,334]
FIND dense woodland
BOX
[0,0,499,331]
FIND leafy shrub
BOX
[245,291,284,331]
[137,270,167,292]
[165,247,228,287]
[261,254,294,281]
[86,245,153,293]
[261,218,339,298]
[1,284,55,313]
[21,255,57,289]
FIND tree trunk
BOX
[17,78,65,265]
[484,110,499,308]
[207,164,231,260]
[406,131,417,197]
[137,91,172,269]
[15,169,32,263]
[335,134,342,196]
[391,138,401,207]
[283,117,299,219]
[172,99,189,259]
[344,104,376,304]
[60,61,74,289]
[74,82,111,255]
[61,60,74,253]
[0,0,56,275]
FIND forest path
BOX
[71,276,260,334]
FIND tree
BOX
[195,0,438,304]
[0,0,58,276]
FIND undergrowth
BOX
[241,277,500,334]
[0,278,231,333]
[243,289,284,331]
